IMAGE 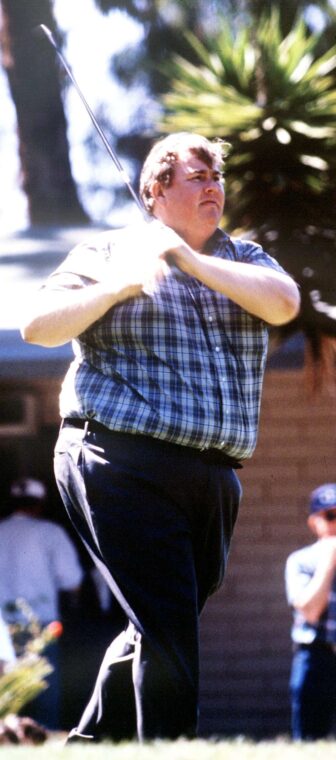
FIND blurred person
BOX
[286,483,336,740]
[0,477,83,729]
[0,608,15,674]
[21,132,300,742]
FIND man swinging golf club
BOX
[22,71,300,744]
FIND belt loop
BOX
[84,420,89,436]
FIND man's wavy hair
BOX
[140,132,230,215]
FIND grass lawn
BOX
[0,737,336,759]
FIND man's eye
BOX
[189,173,223,182]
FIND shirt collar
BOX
[202,228,230,256]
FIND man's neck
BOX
[165,225,217,253]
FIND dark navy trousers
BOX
[54,424,242,742]
[290,643,336,740]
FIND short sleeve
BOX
[230,238,287,274]
[285,551,313,606]
[42,226,139,288]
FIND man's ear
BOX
[151,180,166,205]
[307,514,319,536]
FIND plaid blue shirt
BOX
[48,226,284,460]
[286,541,336,644]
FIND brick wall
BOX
[199,367,336,739]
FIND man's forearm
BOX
[185,250,300,325]
[164,243,300,325]
[21,280,141,347]
[293,561,336,624]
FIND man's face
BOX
[154,149,225,247]
[309,509,336,538]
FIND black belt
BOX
[293,641,336,655]
[62,417,107,434]
[61,418,242,469]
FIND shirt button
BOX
[215,346,221,352]
[209,316,213,322]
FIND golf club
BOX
[36,24,146,218]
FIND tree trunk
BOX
[0,0,89,226]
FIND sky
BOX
[0,0,143,234]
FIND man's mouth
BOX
[200,199,220,209]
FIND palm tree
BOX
[246,0,335,36]
[159,9,336,392]
[92,0,244,183]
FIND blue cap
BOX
[310,483,336,515]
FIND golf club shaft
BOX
[38,24,146,218]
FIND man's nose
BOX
[204,179,221,193]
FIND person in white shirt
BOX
[286,483,336,740]
[0,477,83,729]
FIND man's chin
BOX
[199,206,222,226]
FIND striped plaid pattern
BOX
[53,228,284,460]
